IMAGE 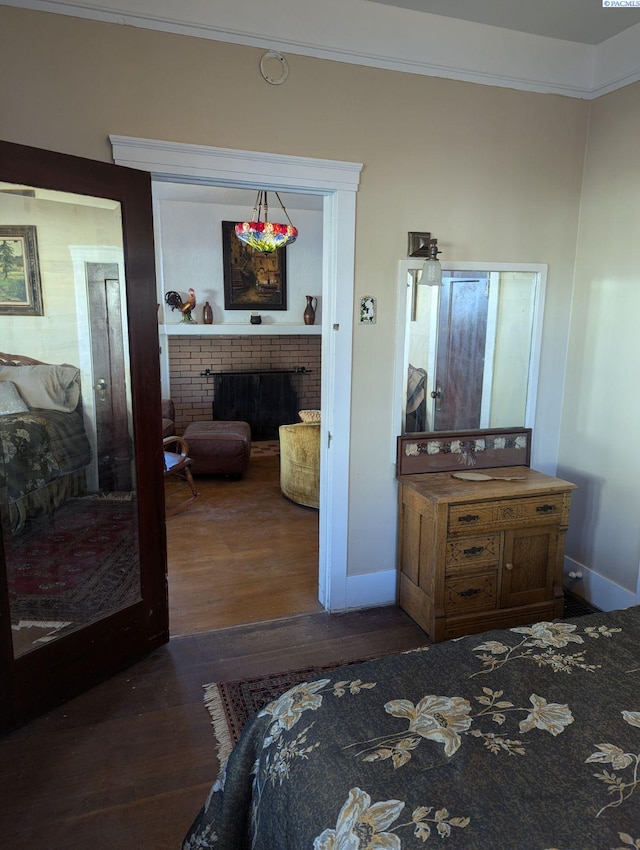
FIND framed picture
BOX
[397,428,531,476]
[0,225,43,315]
[222,221,287,311]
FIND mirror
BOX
[397,261,546,435]
[0,181,141,657]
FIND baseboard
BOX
[340,561,640,615]
[344,569,397,611]
[563,556,639,611]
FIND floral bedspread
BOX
[0,408,91,506]
[183,606,640,850]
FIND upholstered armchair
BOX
[278,421,320,509]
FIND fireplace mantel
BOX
[160,323,321,336]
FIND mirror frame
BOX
[393,260,547,453]
[0,140,168,728]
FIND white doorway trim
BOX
[110,135,362,611]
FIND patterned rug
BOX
[204,657,375,766]
[203,591,601,764]
[6,497,140,650]
[250,440,280,458]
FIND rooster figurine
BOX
[165,288,196,322]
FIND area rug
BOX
[203,591,601,764]
[5,497,140,642]
[250,440,280,458]
[204,657,375,766]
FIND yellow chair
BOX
[278,421,320,508]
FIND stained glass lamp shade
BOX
[235,190,298,253]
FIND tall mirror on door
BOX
[396,261,547,436]
[0,182,140,657]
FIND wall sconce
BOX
[420,239,442,286]
[407,231,442,286]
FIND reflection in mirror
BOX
[399,262,546,434]
[0,182,141,657]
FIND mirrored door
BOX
[0,140,167,729]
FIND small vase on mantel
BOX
[303,295,317,326]
[202,302,213,324]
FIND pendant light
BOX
[235,190,298,253]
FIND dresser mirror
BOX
[395,260,547,436]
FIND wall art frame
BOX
[222,220,288,311]
[397,427,532,476]
[0,225,43,315]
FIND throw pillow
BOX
[298,409,321,423]
[0,364,81,412]
[0,380,29,415]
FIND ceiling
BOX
[365,0,640,44]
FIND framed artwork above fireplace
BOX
[222,221,288,310]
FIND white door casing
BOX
[110,135,362,611]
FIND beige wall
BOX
[558,81,640,603]
[1,8,590,586]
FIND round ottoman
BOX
[182,421,251,477]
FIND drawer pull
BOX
[459,587,481,597]
[536,504,556,513]
[505,562,514,571]
[463,545,484,556]
[458,514,480,524]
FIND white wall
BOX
[557,81,640,609]
[154,187,323,327]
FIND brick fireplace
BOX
[167,334,321,435]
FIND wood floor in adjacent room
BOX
[166,451,324,635]
[2,450,432,848]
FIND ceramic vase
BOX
[304,295,317,326]
[202,302,213,324]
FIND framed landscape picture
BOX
[222,221,287,310]
[0,225,43,315]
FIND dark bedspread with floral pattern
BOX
[183,606,640,850]
[0,409,91,513]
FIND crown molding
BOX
[5,0,640,99]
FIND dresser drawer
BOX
[444,571,497,612]
[448,493,568,534]
[446,534,500,571]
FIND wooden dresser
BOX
[397,466,576,641]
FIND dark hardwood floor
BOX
[0,609,428,848]
[0,452,429,847]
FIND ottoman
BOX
[182,421,251,477]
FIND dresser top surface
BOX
[398,466,576,504]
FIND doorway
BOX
[86,262,132,492]
[111,134,363,616]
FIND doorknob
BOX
[430,385,443,410]
[95,378,107,402]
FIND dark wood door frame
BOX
[0,139,168,730]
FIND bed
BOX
[0,352,92,534]
[183,605,640,850]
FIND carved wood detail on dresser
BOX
[397,466,576,642]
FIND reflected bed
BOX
[0,353,91,534]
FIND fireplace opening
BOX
[212,370,309,440]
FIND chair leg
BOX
[183,465,198,499]
[165,468,199,516]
